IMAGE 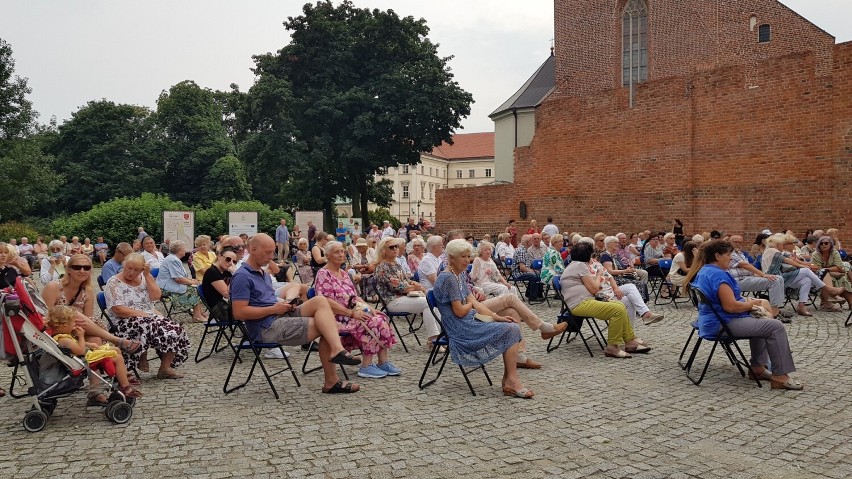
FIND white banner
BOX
[163,211,194,245]
[295,211,324,235]
[228,211,259,237]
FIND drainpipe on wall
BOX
[512,107,518,148]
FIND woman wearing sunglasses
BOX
[39,239,69,285]
[202,247,238,321]
[810,236,852,310]
[41,254,143,405]
[372,237,440,346]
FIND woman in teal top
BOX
[685,240,802,390]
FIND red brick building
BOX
[437,0,851,241]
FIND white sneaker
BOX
[264,348,290,359]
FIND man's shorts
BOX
[259,307,310,346]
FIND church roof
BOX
[428,132,494,160]
[489,53,555,118]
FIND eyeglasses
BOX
[69,264,92,271]
[224,257,236,263]
[819,242,831,246]
[388,245,399,250]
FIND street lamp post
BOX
[417,200,421,219]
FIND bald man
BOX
[230,234,361,393]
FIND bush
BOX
[0,221,41,242]
[368,208,401,230]
[51,193,189,246]
[195,200,293,238]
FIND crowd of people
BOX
[1,217,849,400]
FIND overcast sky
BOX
[2,0,850,133]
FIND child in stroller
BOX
[46,305,142,399]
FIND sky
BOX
[1,0,850,133]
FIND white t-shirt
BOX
[496,242,515,261]
[382,227,395,238]
[417,252,441,290]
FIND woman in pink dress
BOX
[314,241,400,379]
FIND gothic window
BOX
[622,0,648,87]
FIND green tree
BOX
[155,80,235,205]
[245,1,472,231]
[53,100,165,213]
[202,155,252,201]
[0,138,61,220]
[195,200,293,238]
[0,38,37,140]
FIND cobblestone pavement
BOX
[2,284,851,478]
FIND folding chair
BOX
[223,317,301,400]
[544,277,605,356]
[845,309,851,328]
[97,275,106,291]
[503,258,526,298]
[681,288,763,387]
[96,292,159,379]
[418,291,492,396]
[372,283,421,353]
[291,255,301,281]
[194,285,242,363]
[299,287,353,379]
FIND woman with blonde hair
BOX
[762,233,844,316]
[295,237,313,283]
[810,236,852,309]
[191,235,216,281]
[0,242,33,288]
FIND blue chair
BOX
[150,268,159,278]
[466,264,472,273]
[680,287,763,387]
[544,277,605,356]
[97,275,106,291]
[839,249,848,261]
[412,271,420,283]
[530,259,543,272]
[418,290,492,396]
[194,285,242,363]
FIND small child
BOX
[46,305,142,399]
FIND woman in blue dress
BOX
[685,240,802,390]
[432,239,532,398]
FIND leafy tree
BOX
[155,80,235,205]
[0,38,37,140]
[52,100,165,213]
[0,138,61,220]
[245,1,472,231]
[51,193,188,246]
[202,155,252,201]
[368,208,401,230]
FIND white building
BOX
[335,132,495,224]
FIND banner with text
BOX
[228,211,258,237]
[163,211,195,245]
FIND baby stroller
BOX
[1,277,134,432]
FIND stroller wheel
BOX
[39,400,57,418]
[106,400,133,424]
[23,409,48,432]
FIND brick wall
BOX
[553,0,836,97]
[436,42,852,241]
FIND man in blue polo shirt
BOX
[230,233,361,394]
[101,242,131,283]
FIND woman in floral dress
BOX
[314,241,400,379]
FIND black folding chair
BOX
[372,283,422,353]
[845,309,851,328]
[418,290,492,396]
[299,288,354,380]
[223,319,301,400]
[194,285,242,363]
[544,277,605,356]
[681,287,763,387]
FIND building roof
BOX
[429,132,494,160]
[489,53,555,118]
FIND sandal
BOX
[604,349,632,359]
[119,385,143,398]
[625,346,652,354]
[748,369,773,381]
[502,386,534,399]
[156,369,185,380]
[322,380,360,394]
[118,338,142,354]
[330,351,362,366]
[795,307,813,317]
[770,378,803,390]
[86,391,109,407]
[128,376,142,386]
[516,358,542,369]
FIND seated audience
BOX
[433,239,534,398]
[141,236,164,269]
[727,235,790,320]
[310,231,330,275]
[67,236,83,256]
[94,236,110,264]
[601,236,648,301]
[0,241,33,288]
[810,236,852,308]
[101,242,131,283]
[230,234,362,394]
[33,236,48,263]
[662,233,678,258]
[18,237,36,269]
[539,234,566,286]
[373,237,440,344]
[495,233,515,264]
[761,233,844,316]
[156,241,205,323]
[642,234,665,279]
[799,235,818,261]
[132,239,142,252]
[314,241,400,379]
[511,235,543,300]
[417,235,444,290]
[407,238,426,274]
[81,238,94,258]
[295,238,314,284]
[191,235,216,281]
[201,247,237,320]
[40,240,69,284]
[104,253,190,379]
[560,242,650,358]
[471,241,519,298]
[684,240,802,390]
